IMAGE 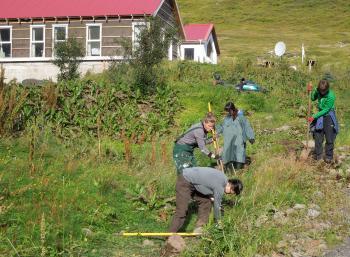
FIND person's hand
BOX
[308,117,314,123]
[307,82,313,92]
[249,139,255,144]
[208,152,222,160]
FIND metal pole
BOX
[208,102,225,172]
[121,232,201,237]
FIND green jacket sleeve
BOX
[313,91,336,119]
[311,88,318,101]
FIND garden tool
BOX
[208,102,225,172]
[300,82,313,161]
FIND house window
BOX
[30,25,45,57]
[207,41,213,58]
[86,24,102,56]
[52,24,68,56]
[184,48,194,60]
[0,26,12,58]
[132,22,147,50]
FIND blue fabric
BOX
[314,110,339,134]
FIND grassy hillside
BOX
[178,0,350,67]
[1,61,350,256]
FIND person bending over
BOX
[168,167,243,233]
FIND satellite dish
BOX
[274,41,286,57]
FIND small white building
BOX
[181,24,220,64]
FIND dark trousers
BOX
[169,175,212,232]
[314,115,336,160]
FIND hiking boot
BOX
[324,158,333,164]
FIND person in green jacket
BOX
[217,102,255,172]
[308,79,338,163]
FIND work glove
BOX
[208,152,222,160]
[307,117,314,123]
[249,139,255,144]
[307,82,313,92]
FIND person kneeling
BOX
[168,167,243,233]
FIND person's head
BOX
[202,112,216,131]
[225,178,243,195]
[224,102,238,118]
[317,79,330,96]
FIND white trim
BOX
[86,23,102,57]
[52,24,68,57]
[0,55,125,63]
[132,21,147,51]
[153,0,166,16]
[0,25,13,58]
[30,24,45,57]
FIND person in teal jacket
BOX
[309,79,338,163]
[217,102,255,172]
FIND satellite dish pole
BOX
[274,41,286,59]
[302,43,305,64]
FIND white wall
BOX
[1,60,111,83]
[180,32,218,64]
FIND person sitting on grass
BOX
[308,79,338,163]
[217,102,255,172]
[168,167,243,235]
[173,112,221,174]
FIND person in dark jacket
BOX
[308,79,338,163]
[173,113,221,174]
[168,167,243,233]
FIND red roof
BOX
[184,24,214,41]
[0,0,163,19]
[184,23,220,54]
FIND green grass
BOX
[1,60,350,256]
[178,0,350,67]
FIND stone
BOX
[166,235,186,253]
[308,203,321,211]
[142,239,155,247]
[307,209,321,219]
[291,252,303,257]
[293,204,306,210]
[277,240,288,249]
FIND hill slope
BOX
[178,0,350,66]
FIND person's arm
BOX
[213,188,224,222]
[242,117,255,141]
[194,129,212,156]
[310,88,318,101]
[313,93,335,119]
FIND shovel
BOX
[300,82,313,161]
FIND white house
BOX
[181,23,220,64]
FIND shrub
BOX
[52,37,85,81]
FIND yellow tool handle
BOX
[122,232,201,236]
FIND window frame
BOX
[132,21,147,51]
[0,25,12,58]
[184,47,195,60]
[86,23,102,57]
[52,24,68,57]
[30,24,46,58]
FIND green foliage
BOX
[125,17,179,95]
[53,37,85,81]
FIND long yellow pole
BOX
[208,102,224,172]
[122,232,201,236]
